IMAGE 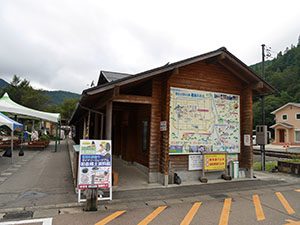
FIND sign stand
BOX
[200,152,227,183]
[77,140,112,203]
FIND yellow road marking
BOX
[284,219,300,225]
[275,192,295,215]
[95,210,126,225]
[252,194,265,221]
[218,198,232,225]
[137,206,167,225]
[180,202,202,225]
[295,189,300,193]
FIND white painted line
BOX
[0,217,52,225]
[1,173,12,176]
[0,177,7,182]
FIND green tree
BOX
[1,75,50,110]
[251,42,300,129]
[47,98,78,121]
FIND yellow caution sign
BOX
[204,153,226,171]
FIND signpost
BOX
[200,152,227,182]
[77,139,112,202]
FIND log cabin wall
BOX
[239,85,253,176]
[159,76,170,183]
[165,60,253,175]
[148,78,162,182]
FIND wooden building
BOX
[70,47,274,185]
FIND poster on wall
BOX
[169,87,240,154]
[188,154,203,170]
[78,140,112,190]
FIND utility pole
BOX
[261,44,266,171]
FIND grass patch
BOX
[253,161,277,171]
[282,158,300,163]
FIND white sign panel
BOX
[160,121,167,131]
[188,154,203,170]
[244,134,251,146]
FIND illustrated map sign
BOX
[188,154,203,170]
[204,153,226,171]
[169,87,240,154]
[78,140,112,190]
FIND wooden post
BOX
[240,85,253,178]
[86,111,91,139]
[100,114,104,139]
[106,101,112,140]
[94,113,99,139]
[55,124,58,152]
[83,116,87,139]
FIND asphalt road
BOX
[1,181,299,225]
[53,184,300,225]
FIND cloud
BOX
[0,0,299,93]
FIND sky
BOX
[0,0,299,94]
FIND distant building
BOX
[270,103,300,145]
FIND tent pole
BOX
[55,124,58,152]
[58,120,61,145]
[11,129,13,164]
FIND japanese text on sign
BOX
[204,154,226,171]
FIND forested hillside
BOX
[251,41,300,128]
[0,76,79,120]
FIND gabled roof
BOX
[271,103,300,115]
[70,47,276,124]
[97,71,133,86]
[85,47,275,96]
[270,122,293,129]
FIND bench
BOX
[28,141,48,149]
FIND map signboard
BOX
[169,87,240,154]
[78,140,112,190]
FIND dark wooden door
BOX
[279,129,285,143]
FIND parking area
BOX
[51,187,300,225]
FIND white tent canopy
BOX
[0,93,60,123]
[0,112,23,163]
[0,112,23,131]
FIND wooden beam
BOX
[218,60,250,84]
[251,81,264,90]
[105,101,112,140]
[113,86,120,96]
[172,67,179,75]
[113,95,153,104]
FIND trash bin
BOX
[230,161,239,179]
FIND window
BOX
[296,113,300,120]
[282,114,288,120]
[295,130,300,142]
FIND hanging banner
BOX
[203,153,226,171]
[78,140,112,190]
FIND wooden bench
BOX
[28,141,48,149]
[0,140,20,149]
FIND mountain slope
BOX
[42,90,80,105]
[250,44,300,127]
[0,78,9,89]
[0,78,80,105]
